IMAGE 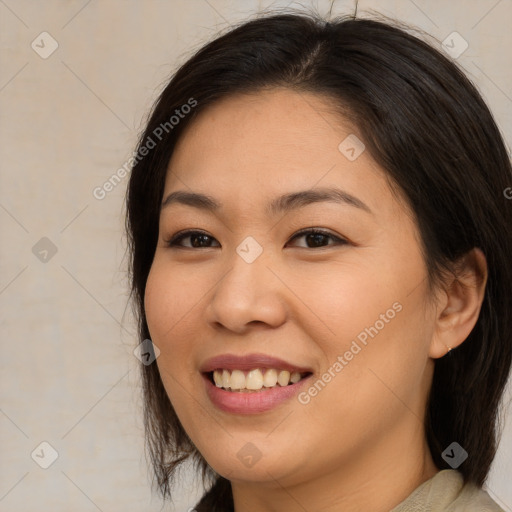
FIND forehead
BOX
[170,88,347,173]
[163,88,404,219]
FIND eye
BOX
[165,228,347,249]
[286,228,348,249]
[166,230,220,249]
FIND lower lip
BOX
[203,374,312,414]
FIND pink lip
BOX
[200,353,312,373]
[203,373,312,414]
[200,353,313,414]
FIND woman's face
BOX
[144,89,439,490]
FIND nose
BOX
[205,246,288,334]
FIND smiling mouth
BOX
[206,368,312,392]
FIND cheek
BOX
[144,261,198,340]
[297,311,430,467]
[301,255,432,412]
[318,293,432,426]
[144,264,192,383]
[144,265,199,426]
[296,262,399,342]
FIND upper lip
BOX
[200,353,313,374]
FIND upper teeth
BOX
[213,368,303,391]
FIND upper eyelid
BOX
[289,228,346,243]
[167,229,217,243]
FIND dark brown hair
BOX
[126,10,512,510]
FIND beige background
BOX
[0,0,511,510]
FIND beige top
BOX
[390,470,504,511]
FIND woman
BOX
[126,10,511,511]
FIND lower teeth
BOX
[219,383,297,392]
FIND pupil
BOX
[192,234,210,247]
[307,233,327,247]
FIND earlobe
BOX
[429,248,488,359]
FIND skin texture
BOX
[144,89,487,512]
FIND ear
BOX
[429,248,488,359]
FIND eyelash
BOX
[165,228,348,249]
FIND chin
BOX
[197,437,308,486]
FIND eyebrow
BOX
[161,186,372,216]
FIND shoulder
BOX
[391,470,504,511]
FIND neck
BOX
[231,425,438,512]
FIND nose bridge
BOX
[207,237,286,331]
[233,237,269,287]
